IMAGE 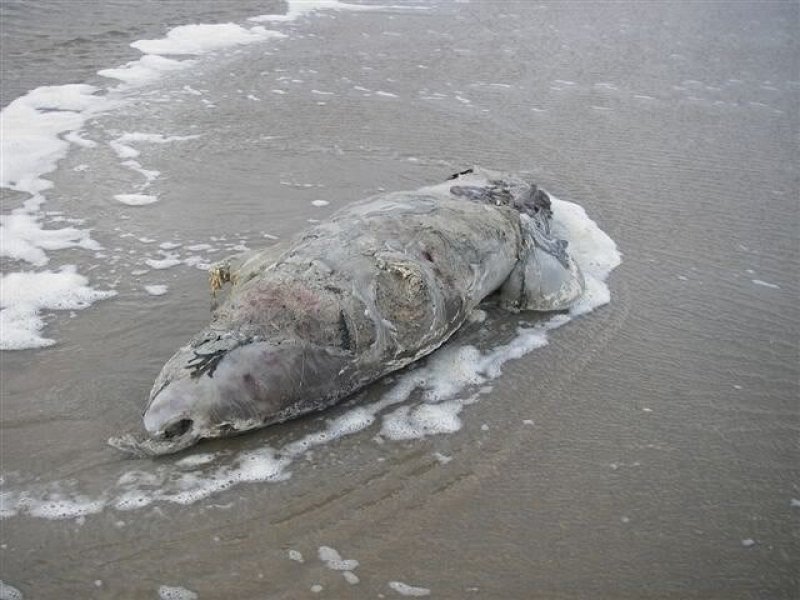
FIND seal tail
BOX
[499,213,585,312]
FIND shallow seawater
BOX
[1,1,798,598]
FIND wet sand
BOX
[1,1,798,598]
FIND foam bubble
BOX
[0,213,100,267]
[343,571,360,585]
[158,585,198,600]
[0,581,23,600]
[388,581,431,596]
[63,131,97,148]
[109,132,201,159]
[550,198,620,281]
[288,549,304,563]
[145,257,182,270]
[318,546,343,562]
[327,408,377,436]
[175,453,216,468]
[144,285,168,296]
[0,84,110,311]
[752,279,780,289]
[131,24,286,56]
[0,85,108,196]
[22,492,105,520]
[381,401,463,440]
[113,491,154,511]
[115,194,158,206]
[232,448,290,484]
[319,545,359,571]
[0,267,116,349]
[568,275,611,317]
[99,55,193,86]
[432,452,452,464]
[550,197,620,316]
[121,160,160,185]
[251,0,394,23]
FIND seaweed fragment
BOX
[448,167,474,180]
[186,347,229,379]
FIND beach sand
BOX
[0,1,797,598]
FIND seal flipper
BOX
[500,214,584,312]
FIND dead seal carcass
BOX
[111,168,584,455]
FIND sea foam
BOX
[1,13,289,351]
[0,267,116,350]
[388,581,432,597]
[131,24,285,56]
[248,0,426,23]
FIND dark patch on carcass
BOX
[187,347,229,379]
[448,167,474,180]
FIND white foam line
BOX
[249,0,429,23]
[0,580,23,600]
[109,132,201,159]
[121,160,160,186]
[388,581,431,597]
[63,131,97,148]
[98,54,195,87]
[319,545,359,571]
[0,85,110,201]
[752,279,780,289]
[145,256,182,270]
[157,585,198,600]
[0,212,100,267]
[114,194,159,206]
[109,132,199,195]
[0,267,116,350]
[288,549,305,563]
[130,24,286,56]
[144,285,169,296]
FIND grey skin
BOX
[109,168,584,456]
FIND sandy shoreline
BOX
[1,1,797,598]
